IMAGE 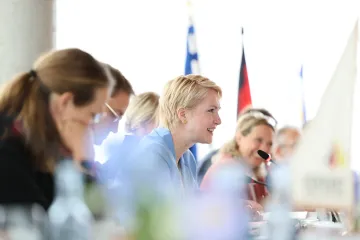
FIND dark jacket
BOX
[0,114,104,215]
[0,116,54,210]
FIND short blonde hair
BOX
[125,92,160,133]
[160,74,222,129]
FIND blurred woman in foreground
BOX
[0,48,113,210]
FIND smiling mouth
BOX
[207,128,215,133]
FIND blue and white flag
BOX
[185,15,200,161]
[185,18,200,76]
[299,65,307,126]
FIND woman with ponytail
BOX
[0,48,113,210]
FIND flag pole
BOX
[187,0,194,23]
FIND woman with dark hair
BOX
[92,64,134,144]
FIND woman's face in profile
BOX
[185,89,222,144]
[92,91,130,144]
[60,87,110,125]
[49,87,109,149]
[237,124,274,168]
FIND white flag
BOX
[291,19,358,210]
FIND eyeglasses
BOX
[105,103,122,122]
[91,103,122,124]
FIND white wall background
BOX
[56,0,360,168]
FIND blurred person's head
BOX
[221,108,277,169]
[0,48,112,171]
[160,74,222,145]
[125,92,160,136]
[272,126,301,161]
[93,65,134,144]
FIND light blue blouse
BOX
[129,127,198,193]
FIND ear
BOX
[57,92,74,114]
[176,107,187,124]
[235,130,243,144]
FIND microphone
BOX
[257,150,277,165]
[257,150,278,193]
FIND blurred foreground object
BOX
[0,204,48,240]
[48,159,93,240]
[290,20,358,219]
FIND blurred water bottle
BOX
[353,172,360,231]
[48,159,93,240]
[266,163,295,240]
[4,204,47,240]
[0,205,6,236]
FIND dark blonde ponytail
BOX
[0,70,60,171]
[0,48,111,172]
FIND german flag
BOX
[237,29,252,118]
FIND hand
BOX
[245,200,263,212]
[59,119,95,163]
[245,200,264,221]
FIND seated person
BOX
[101,92,160,181]
[92,65,133,145]
[0,49,112,210]
[272,126,301,162]
[266,126,301,191]
[130,74,222,194]
[201,108,277,211]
